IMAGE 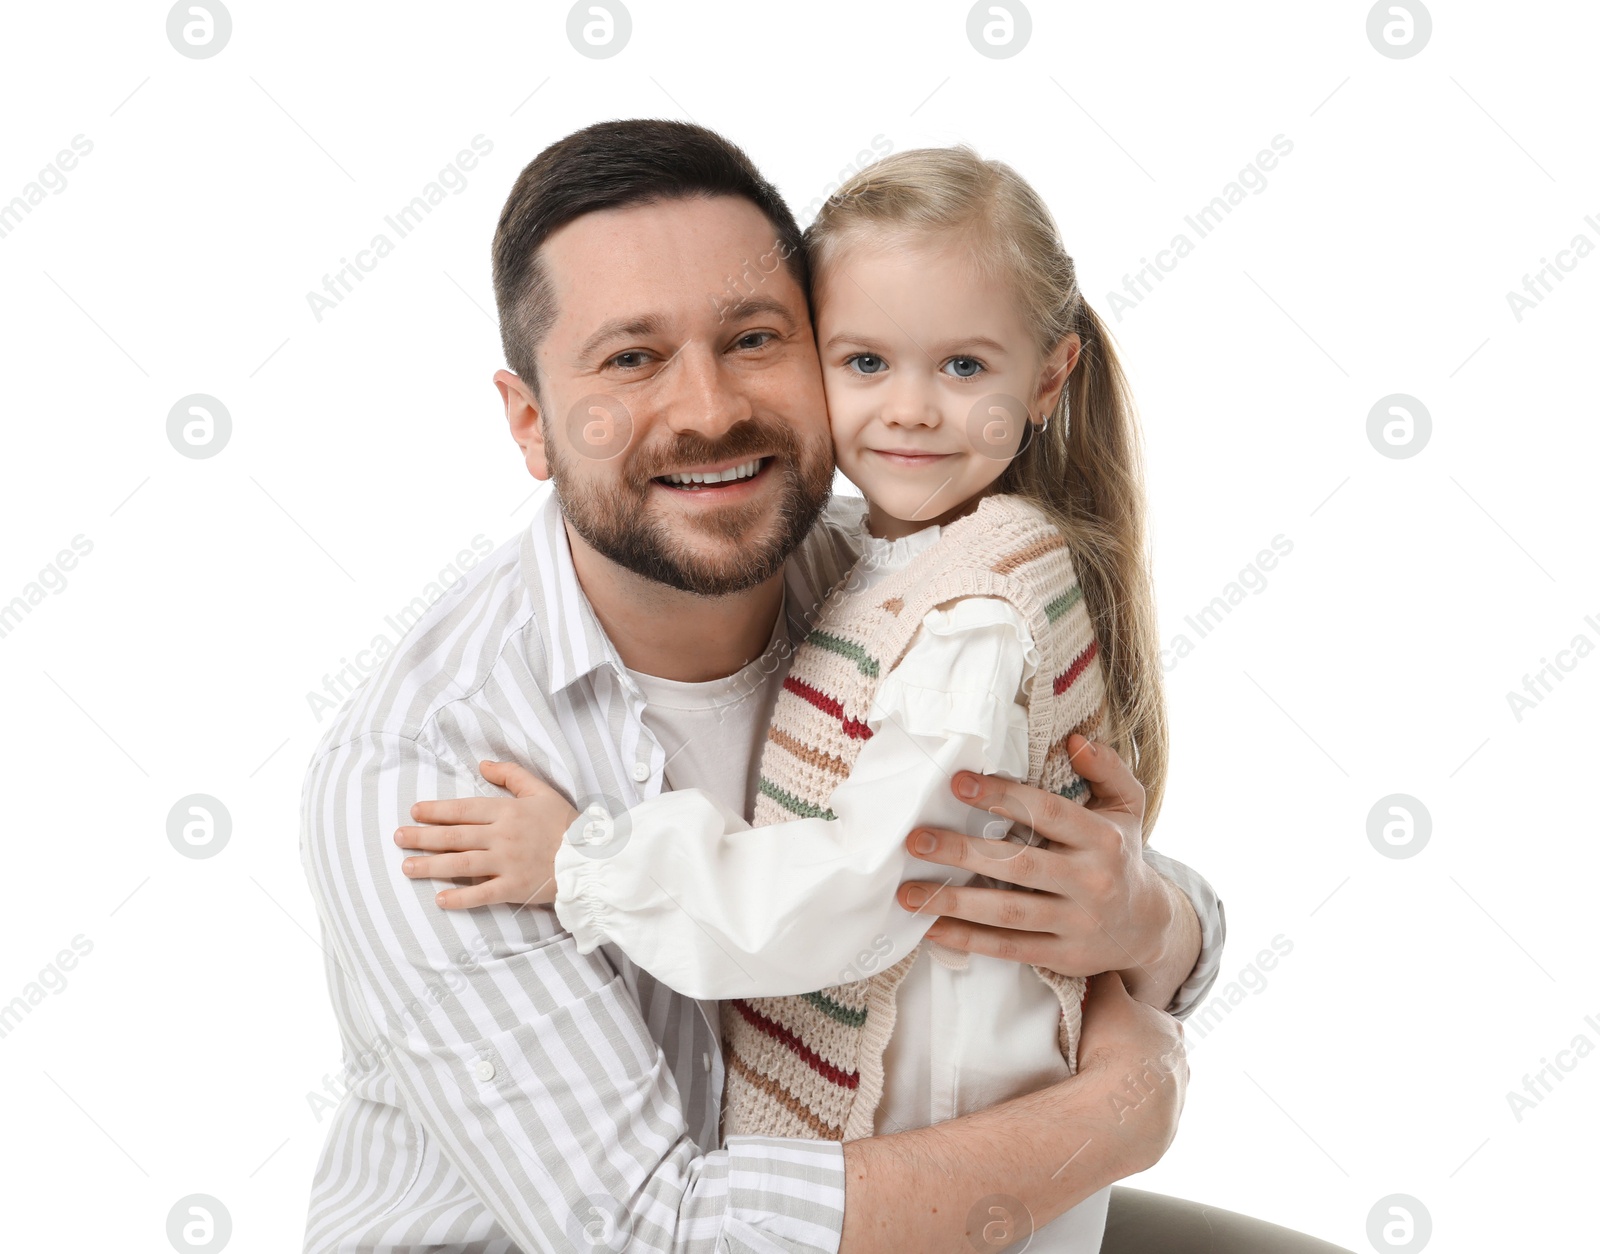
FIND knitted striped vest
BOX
[720,492,1110,1143]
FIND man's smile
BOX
[650,455,776,495]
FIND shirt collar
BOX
[520,487,623,695]
[520,486,868,697]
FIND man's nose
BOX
[658,344,753,442]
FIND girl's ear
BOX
[1036,333,1081,416]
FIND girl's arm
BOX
[551,596,1041,999]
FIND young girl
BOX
[402,146,1167,1252]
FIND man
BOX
[300,119,1346,1252]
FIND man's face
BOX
[512,195,835,597]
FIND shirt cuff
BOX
[721,1135,847,1254]
[1140,844,1226,1020]
[551,808,614,955]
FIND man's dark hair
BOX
[491,118,809,400]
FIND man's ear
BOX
[1036,333,1081,417]
[494,369,551,481]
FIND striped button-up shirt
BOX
[298,485,1225,1253]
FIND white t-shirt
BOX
[558,520,1110,1253]
[623,590,790,821]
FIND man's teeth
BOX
[661,458,763,486]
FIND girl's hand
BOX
[394,760,578,910]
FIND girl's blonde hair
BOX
[805,145,1170,838]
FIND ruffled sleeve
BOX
[550,596,1041,998]
[869,597,1038,776]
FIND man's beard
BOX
[547,414,834,597]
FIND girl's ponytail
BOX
[1040,298,1169,837]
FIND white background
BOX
[1,1,1595,1250]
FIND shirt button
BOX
[474,1059,495,1082]
[702,1052,711,1072]
[631,761,650,782]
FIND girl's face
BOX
[814,232,1077,540]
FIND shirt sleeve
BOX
[300,730,845,1254]
[1140,846,1227,1018]
[553,597,1039,999]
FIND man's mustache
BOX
[626,421,802,483]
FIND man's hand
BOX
[1072,969,1188,1173]
[393,760,576,910]
[894,733,1201,1009]
[838,969,1187,1253]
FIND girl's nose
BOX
[878,379,941,429]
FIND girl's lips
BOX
[869,449,955,466]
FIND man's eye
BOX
[846,353,886,375]
[736,331,775,350]
[609,350,649,369]
[943,356,985,378]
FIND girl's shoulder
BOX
[939,493,1069,561]
[942,490,1052,531]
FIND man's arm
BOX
[301,730,846,1253]
[839,970,1187,1253]
[1119,845,1225,1017]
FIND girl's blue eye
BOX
[845,353,887,375]
[943,356,984,378]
